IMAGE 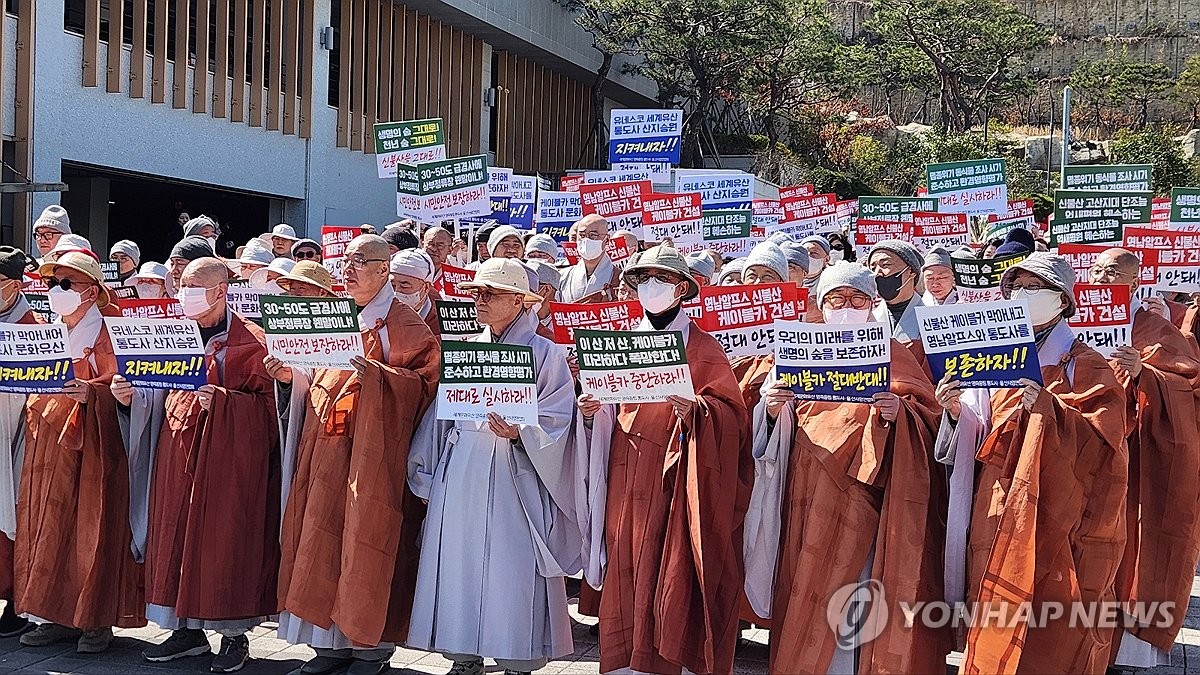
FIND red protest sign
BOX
[640,192,702,242]
[911,211,969,252]
[436,264,475,299]
[117,298,185,320]
[1068,283,1132,358]
[695,282,808,357]
[562,239,632,266]
[779,184,816,200]
[549,300,644,344]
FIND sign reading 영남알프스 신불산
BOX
[373,118,446,179]
[574,328,694,404]
[436,341,538,425]
[260,295,364,370]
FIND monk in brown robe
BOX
[936,253,1128,673]
[114,258,280,673]
[576,244,752,675]
[16,251,145,653]
[748,262,949,674]
[267,235,438,675]
[390,248,441,338]
[1089,249,1200,668]
[730,241,794,411]
[0,248,39,639]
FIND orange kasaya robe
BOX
[730,354,775,413]
[0,305,40,601]
[277,301,439,647]
[146,313,281,620]
[598,325,753,675]
[962,340,1128,674]
[769,340,950,675]
[1181,303,1199,353]
[1111,309,1200,653]
[14,329,145,630]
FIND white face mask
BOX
[177,286,216,319]
[577,237,605,261]
[395,289,425,309]
[48,287,82,316]
[637,279,681,314]
[823,307,871,325]
[134,282,161,299]
[829,249,845,263]
[1012,288,1064,325]
[263,281,283,295]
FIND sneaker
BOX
[76,627,113,653]
[143,628,211,662]
[300,654,355,675]
[447,659,485,675]
[0,602,30,638]
[210,634,249,673]
[19,623,81,647]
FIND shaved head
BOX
[347,234,390,260]
[575,214,610,238]
[1090,247,1141,289]
[181,257,231,287]
[1099,248,1140,275]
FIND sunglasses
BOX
[294,250,320,260]
[47,277,95,292]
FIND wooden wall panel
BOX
[106,0,124,92]
[14,0,36,240]
[378,0,392,125]
[152,0,167,102]
[298,0,315,138]
[83,0,100,87]
[193,0,209,112]
[267,0,283,129]
[348,0,365,150]
[336,0,351,145]
[402,9,418,121]
[231,0,247,121]
[425,18,439,123]
[130,0,148,98]
[468,37,483,154]
[438,25,452,154]
[364,0,378,148]
[173,0,188,108]
[213,0,230,118]
[281,0,298,133]
[249,0,266,125]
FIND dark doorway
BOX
[61,162,278,263]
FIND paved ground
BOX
[0,587,1198,675]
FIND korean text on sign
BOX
[915,299,1042,388]
[260,295,365,370]
[574,329,694,403]
[0,322,74,394]
[104,317,207,391]
[436,341,538,425]
[773,320,891,403]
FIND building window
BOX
[328,0,340,108]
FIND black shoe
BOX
[143,628,212,662]
[0,602,29,638]
[210,634,250,673]
[346,657,390,675]
[300,654,355,675]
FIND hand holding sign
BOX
[934,373,964,420]
[62,379,90,404]
[263,355,293,384]
[762,379,795,420]
[110,374,134,406]
[1019,378,1042,411]
[1110,344,1143,381]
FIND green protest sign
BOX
[573,328,693,403]
[857,196,939,222]
[1051,189,1152,246]
[373,118,446,178]
[1168,187,1200,230]
[436,341,538,424]
[396,154,491,222]
[1061,164,1152,192]
[702,209,754,258]
[924,159,1007,214]
[259,295,364,369]
[435,300,483,341]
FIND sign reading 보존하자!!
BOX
[0,322,74,394]
[573,328,694,404]
[773,320,891,403]
[916,299,1042,388]
[436,341,538,424]
[373,118,446,178]
[104,317,206,391]
[259,295,364,370]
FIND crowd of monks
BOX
[0,203,1197,675]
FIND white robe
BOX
[407,310,579,662]
[559,256,615,303]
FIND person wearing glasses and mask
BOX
[0,248,39,640]
[114,258,279,673]
[575,244,751,675]
[390,248,439,337]
[560,214,618,304]
[267,235,439,675]
[747,262,948,675]
[408,257,580,675]
[16,252,146,654]
[1087,248,1200,670]
[934,253,1128,673]
[867,240,929,371]
[31,206,71,262]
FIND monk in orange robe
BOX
[15,252,145,653]
[0,248,40,639]
[268,235,438,675]
[747,262,949,674]
[937,253,1128,673]
[729,242,794,412]
[576,244,752,675]
[114,258,280,672]
[1089,249,1200,668]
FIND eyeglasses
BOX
[338,255,387,272]
[578,232,606,241]
[824,294,872,309]
[47,277,95,292]
[1001,282,1051,293]
[628,271,682,285]
[294,250,320,260]
[468,288,517,303]
[830,244,845,251]
[33,231,59,242]
[1089,265,1129,280]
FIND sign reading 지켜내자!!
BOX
[260,295,364,370]
[608,109,683,164]
[104,317,206,391]
[915,299,1042,388]
[573,328,694,403]
[436,341,538,425]
[373,118,446,178]
[0,322,74,394]
[773,320,891,403]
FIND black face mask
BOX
[875,270,907,302]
